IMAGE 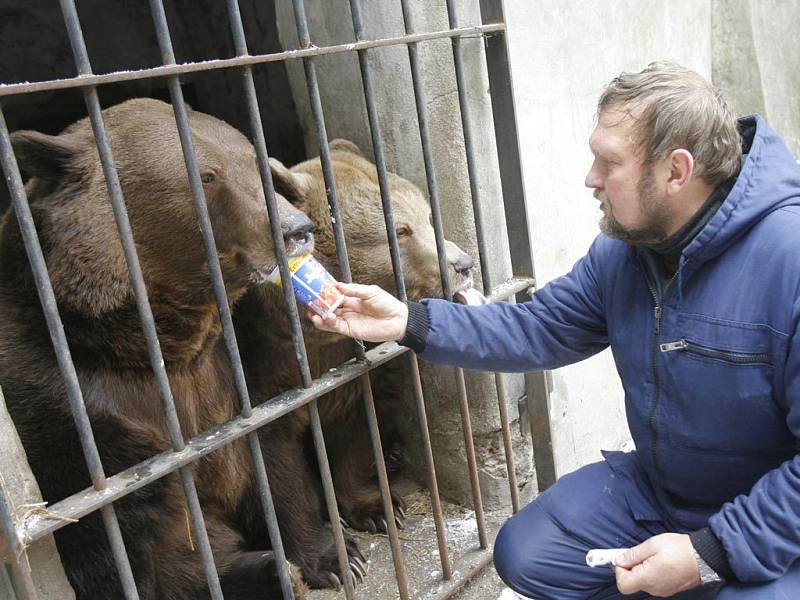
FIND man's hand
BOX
[613,533,701,597]
[309,282,408,343]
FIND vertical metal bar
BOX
[403,0,492,549]
[477,0,557,491]
[0,101,140,600]
[494,375,520,513]
[223,1,307,597]
[239,0,355,600]
[405,353,452,578]
[0,492,38,600]
[346,1,441,595]
[396,0,464,576]
[61,1,234,597]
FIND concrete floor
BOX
[308,485,527,600]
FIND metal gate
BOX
[0,1,555,598]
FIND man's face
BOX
[585,110,670,245]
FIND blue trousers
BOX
[493,453,800,599]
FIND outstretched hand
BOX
[309,282,408,343]
[613,533,701,597]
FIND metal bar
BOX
[145,2,244,596]
[13,279,531,547]
[434,551,494,600]
[16,341,410,545]
[346,2,418,596]
[453,367,488,549]
[0,102,140,599]
[284,2,362,596]
[0,24,505,98]
[64,0,230,595]
[406,353,452,578]
[0,489,38,600]
[527,372,557,490]
[222,1,305,596]
[494,375,520,513]
[477,0,558,491]
[397,0,455,579]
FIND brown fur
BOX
[0,98,311,599]
[236,140,476,535]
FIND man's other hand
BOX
[613,533,701,597]
[309,282,408,343]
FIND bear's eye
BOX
[200,171,216,185]
[396,225,412,237]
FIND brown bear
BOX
[235,140,480,550]
[0,98,333,599]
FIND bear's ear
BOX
[269,157,312,207]
[10,130,86,181]
[329,138,364,157]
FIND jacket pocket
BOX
[659,338,773,366]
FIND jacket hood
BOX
[684,115,800,266]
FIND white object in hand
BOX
[585,548,628,568]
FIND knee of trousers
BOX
[493,504,568,597]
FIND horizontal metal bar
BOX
[434,551,494,600]
[14,274,532,546]
[17,340,406,544]
[0,23,504,97]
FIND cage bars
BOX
[0,3,551,598]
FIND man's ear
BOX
[667,149,694,195]
[10,130,86,181]
[269,157,312,207]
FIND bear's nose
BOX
[281,213,314,243]
[452,253,474,275]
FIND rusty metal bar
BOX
[284,2,364,597]
[12,276,534,554]
[0,24,504,98]
[15,341,407,545]
[477,0,558,492]
[494,374,520,513]
[0,486,38,600]
[345,1,416,596]
[0,97,141,599]
[223,0,309,596]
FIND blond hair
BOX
[598,62,741,186]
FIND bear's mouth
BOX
[452,278,488,306]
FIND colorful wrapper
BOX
[268,254,344,318]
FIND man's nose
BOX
[281,212,314,245]
[452,253,474,275]
[585,163,602,189]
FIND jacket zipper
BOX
[660,339,773,365]
[643,263,681,496]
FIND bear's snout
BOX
[282,212,315,256]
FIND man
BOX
[311,63,800,599]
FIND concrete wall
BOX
[502,0,713,477]
[712,0,800,158]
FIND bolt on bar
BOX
[0,100,140,600]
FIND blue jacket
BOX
[417,116,800,582]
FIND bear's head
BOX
[270,139,482,303]
[8,98,313,318]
